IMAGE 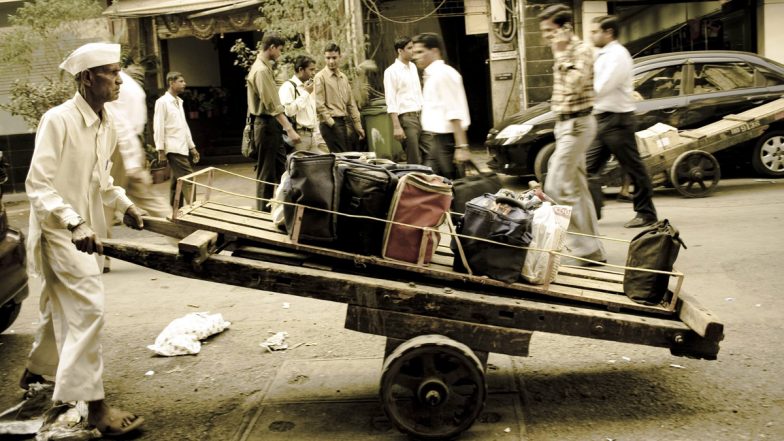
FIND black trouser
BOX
[399,112,423,164]
[254,114,285,212]
[167,152,194,208]
[421,132,457,179]
[586,112,657,219]
[319,116,349,153]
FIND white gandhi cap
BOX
[59,42,121,76]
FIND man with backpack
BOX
[279,55,324,153]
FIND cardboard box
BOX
[635,123,682,157]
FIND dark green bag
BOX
[624,219,687,305]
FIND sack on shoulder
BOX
[624,219,687,305]
[241,116,256,158]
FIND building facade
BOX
[1,0,782,192]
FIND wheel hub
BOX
[418,378,449,407]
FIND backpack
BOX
[624,219,687,305]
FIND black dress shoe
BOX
[624,215,657,228]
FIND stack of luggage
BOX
[274,152,572,285]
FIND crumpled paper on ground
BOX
[260,331,289,352]
[147,312,231,356]
[0,383,99,440]
[35,402,100,441]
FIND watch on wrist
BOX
[67,218,85,232]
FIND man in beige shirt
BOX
[247,33,300,211]
[314,43,365,152]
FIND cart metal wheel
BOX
[380,335,487,440]
[669,150,721,198]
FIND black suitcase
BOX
[453,193,533,283]
[283,152,342,244]
[335,161,398,255]
[380,163,434,178]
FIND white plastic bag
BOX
[522,202,572,284]
[147,312,231,356]
[269,171,289,230]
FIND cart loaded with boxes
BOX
[631,96,784,197]
[102,155,724,440]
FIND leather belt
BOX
[556,108,593,122]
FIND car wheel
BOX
[0,300,22,333]
[752,130,784,177]
[533,142,555,183]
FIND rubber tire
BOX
[533,142,555,183]
[0,300,22,334]
[752,130,784,177]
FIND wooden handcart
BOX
[604,96,784,197]
[102,169,724,440]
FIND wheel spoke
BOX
[422,353,437,377]
[698,180,707,191]
[444,368,465,386]
[451,383,478,397]
[393,372,421,393]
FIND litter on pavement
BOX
[0,383,100,440]
[147,312,231,356]
[260,331,289,352]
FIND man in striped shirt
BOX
[539,4,606,266]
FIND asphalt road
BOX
[1,160,783,440]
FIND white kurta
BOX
[25,92,133,402]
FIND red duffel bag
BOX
[382,173,453,265]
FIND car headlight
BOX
[495,124,533,145]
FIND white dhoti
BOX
[545,115,607,261]
[27,222,106,402]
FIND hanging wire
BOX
[361,0,449,24]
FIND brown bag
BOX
[382,173,452,265]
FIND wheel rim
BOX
[670,150,720,198]
[760,136,784,173]
[380,336,486,439]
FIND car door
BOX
[683,57,775,129]
[633,61,690,131]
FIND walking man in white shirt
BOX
[24,42,146,436]
[106,68,170,218]
[384,36,424,164]
[586,15,658,228]
[153,72,200,208]
[412,33,471,179]
[279,55,323,153]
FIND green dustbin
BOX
[361,99,404,160]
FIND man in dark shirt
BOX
[247,33,300,211]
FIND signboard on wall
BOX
[465,0,488,35]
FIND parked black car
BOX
[0,151,28,333]
[486,51,784,179]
